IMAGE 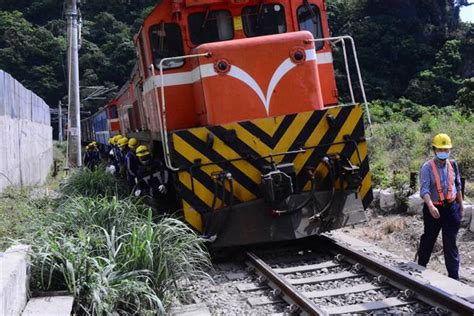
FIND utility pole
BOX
[65,0,82,167]
[58,101,63,143]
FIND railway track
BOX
[239,235,474,315]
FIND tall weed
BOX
[60,169,128,197]
[28,197,211,314]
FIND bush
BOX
[28,196,211,314]
[32,231,165,314]
[60,169,128,197]
[50,196,147,235]
[368,100,473,200]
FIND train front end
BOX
[130,0,374,247]
[167,32,372,247]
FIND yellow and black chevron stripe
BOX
[170,104,373,232]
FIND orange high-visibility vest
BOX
[429,159,455,206]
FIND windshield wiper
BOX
[158,21,165,53]
[201,8,210,29]
[255,0,265,30]
[303,0,318,24]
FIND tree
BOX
[0,10,65,105]
[455,77,474,111]
[405,40,463,106]
[326,0,460,101]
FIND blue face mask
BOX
[436,152,450,160]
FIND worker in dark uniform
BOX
[88,141,101,171]
[83,145,93,170]
[135,145,176,213]
[418,133,464,280]
[108,135,123,175]
[107,137,114,157]
[117,137,129,178]
[125,138,139,190]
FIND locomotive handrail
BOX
[308,36,373,138]
[150,52,211,171]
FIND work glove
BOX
[158,184,167,194]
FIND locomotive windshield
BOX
[297,3,324,50]
[149,23,185,69]
[188,10,234,45]
[242,3,286,37]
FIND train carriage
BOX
[91,107,109,146]
[110,0,373,247]
[81,116,93,145]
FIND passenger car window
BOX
[149,23,185,69]
[188,10,233,45]
[297,3,324,50]
[110,105,118,119]
[242,4,286,37]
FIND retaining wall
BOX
[0,245,30,316]
[0,70,53,192]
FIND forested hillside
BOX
[0,0,472,112]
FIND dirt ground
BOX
[341,210,474,287]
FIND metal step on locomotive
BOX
[81,0,374,247]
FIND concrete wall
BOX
[0,245,30,316]
[0,70,52,192]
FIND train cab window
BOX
[149,23,185,69]
[242,4,286,37]
[297,3,324,50]
[188,10,233,45]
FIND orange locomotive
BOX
[113,0,373,246]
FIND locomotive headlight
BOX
[294,51,304,61]
[290,48,306,64]
[214,59,231,74]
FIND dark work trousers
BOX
[418,202,461,280]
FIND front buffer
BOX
[170,104,373,247]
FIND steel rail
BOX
[319,235,474,315]
[245,251,327,315]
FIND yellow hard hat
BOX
[108,137,114,144]
[432,133,452,149]
[128,138,138,149]
[136,145,150,157]
[118,137,129,149]
[112,135,122,145]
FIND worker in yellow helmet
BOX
[108,134,123,175]
[116,137,129,177]
[418,133,463,280]
[124,138,139,188]
[134,145,176,213]
[117,137,129,150]
[85,141,101,170]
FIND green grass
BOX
[2,141,212,314]
[29,200,210,314]
[0,186,59,251]
[60,168,129,198]
[22,170,210,314]
[0,141,67,250]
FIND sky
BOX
[460,4,474,22]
